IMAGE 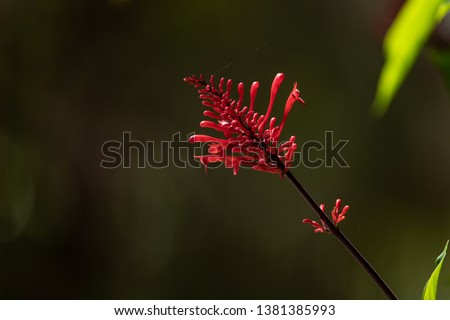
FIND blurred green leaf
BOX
[372,0,446,117]
[422,240,449,300]
[436,2,450,21]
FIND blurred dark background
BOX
[1,0,450,299]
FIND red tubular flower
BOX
[302,218,327,233]
[302,199,350,233]
[331,199,350,224]
[184,73,305,176]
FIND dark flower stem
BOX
[283,168,398,300]
[263,149,397,299]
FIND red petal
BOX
[276,82,305,139]
[261,73,285,130]
[203,110,221,119]
[237,82,245,110]
[249,81,259,112]
[337,205,350,223]
[200,121,227,132]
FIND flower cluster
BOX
[184,73,305,176]
[303,199,350,233]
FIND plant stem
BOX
[283,170,398,300]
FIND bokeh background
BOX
[1,0,450,299]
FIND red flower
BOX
[303,199,350,233]
[302,218,327,233]
[184,73,305,176]
[331,199,349,224]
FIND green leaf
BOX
[422,240,449,300]
[436,2,450,21]
[372,0,446,117]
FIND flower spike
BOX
[184,73,305,176]
[303,199,350,233]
